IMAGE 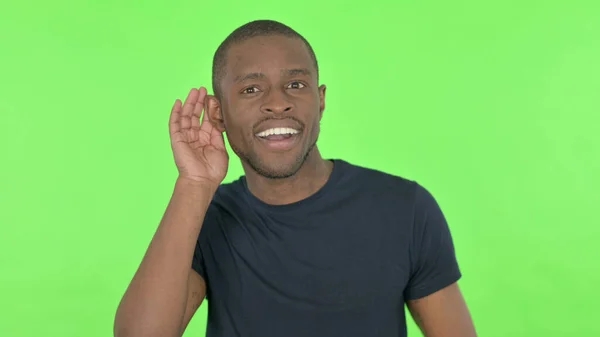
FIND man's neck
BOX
[243,149,334,206]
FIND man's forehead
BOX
[231,35,307,53]
[226,36,313,73]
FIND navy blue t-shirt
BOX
[192,159,461,337]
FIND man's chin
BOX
[234,139,317,179]
[252,160,304,180]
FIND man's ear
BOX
[318,84,327,119]
[205,95,225,132]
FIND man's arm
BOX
[113,178,215,337]
[179,269,207,335]
[407,283,477,337]
[404,183,477,337]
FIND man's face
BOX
[218,35,326,179]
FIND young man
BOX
[114,20,477,337]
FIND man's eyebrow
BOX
[234,72,266,83]
[284,68,312,77]
[234,68,312,83]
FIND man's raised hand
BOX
[169,87,228,187]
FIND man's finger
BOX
[211,126,227,152]
[169,99,182,135]
[181,89,198,117]
[192,87,207,130]
[181,89,198,130]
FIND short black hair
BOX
[211,20,319,100]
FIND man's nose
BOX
[260,90,294,115]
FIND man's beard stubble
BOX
[229,136,318,180]
[223,115,319,179]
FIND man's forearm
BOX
[114,178,217,337]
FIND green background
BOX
[1,0,599,336]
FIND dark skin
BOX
[206,35,333,205]
[180,36,477,336]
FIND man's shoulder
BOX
[204,159,430,212]
[336,159,418,195]
[339,160,445,224]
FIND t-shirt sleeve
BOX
[403,183,462,301]
[191,205,214,281]
[191,238,207,280]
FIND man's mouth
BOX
[255,127,300,141]
[254,127,301,151]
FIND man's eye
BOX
[288,82,306,89]
[243,87,260,94]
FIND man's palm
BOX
[169,87,229,185]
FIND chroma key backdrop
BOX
[1,1,599,337]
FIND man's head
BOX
[206,20,326,179]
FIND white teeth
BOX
[256,127,300,138]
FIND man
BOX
[114,20,477,337]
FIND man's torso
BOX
[192,159,458,337]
